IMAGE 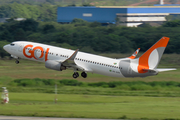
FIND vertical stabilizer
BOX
[137,37,169,73]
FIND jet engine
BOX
[45,60,66,71]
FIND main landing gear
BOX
[72,72,87,78]
[73,72,79,78]
[81,72,87,78]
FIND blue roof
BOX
[57,6,180,23]
[57,7,127,23]
[128,7,180,13]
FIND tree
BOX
[163,20,180,27]
[1,30,13,41]
[19,19,39,32]
[0,41,10,58]
[46,0,55,4]
[166,14,180,21]
[43,24,56,33]
[71,18,87,23]
[13,28,26,41]
[89,21,101,27]
[138,23,151,28]
[115,17,120,26]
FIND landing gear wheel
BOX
[81,72,87,78]
[15,60,19,64]
[73,72,79,78]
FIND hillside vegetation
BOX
[0,0,152,6]
[0,0,178,6]
[1,19,180,58]
[0,1,179,22]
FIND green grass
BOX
[1,93,180,119]
[0,58,180,97]
[3,85,180,97]
[0,57,180,119]
[0,57,180,83]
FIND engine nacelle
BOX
[45,60,66,71]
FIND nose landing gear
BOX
[11,55,19,64]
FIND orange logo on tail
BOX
[138,37,169,73]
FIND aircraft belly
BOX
[89,64,124,77]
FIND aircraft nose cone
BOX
[3,45,8,51]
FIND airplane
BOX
[3,37,176,78]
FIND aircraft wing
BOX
[61,49,79,66]
[57,49,92,72]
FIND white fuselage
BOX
[4,41,125,77]
[3,37,174,78]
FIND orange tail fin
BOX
[137,37,170,73]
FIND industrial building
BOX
[57,0,180,27]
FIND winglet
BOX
[128,48,140,59]
[137,37,170,73]
[68,49,79,60]
[60,49,79,66]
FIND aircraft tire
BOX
[73,72,79,78]
[81,72,87,78]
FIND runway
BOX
[0,116,117,120]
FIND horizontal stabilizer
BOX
[156,68,177,72]
[142,68,176,73]
[142,68,158,73]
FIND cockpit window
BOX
[10,43,15,46]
